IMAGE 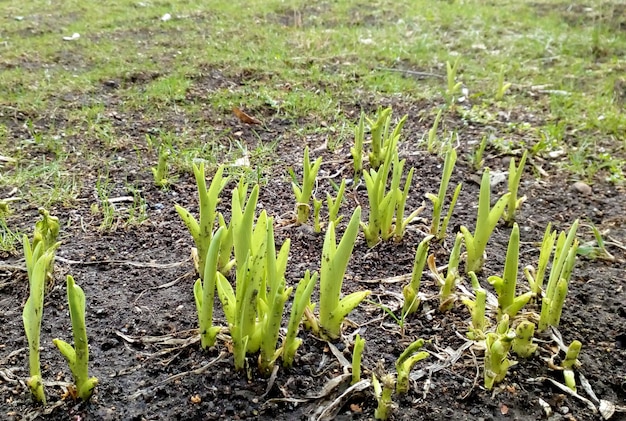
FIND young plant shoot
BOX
[175,164,229,276]
[292,146,322,225]
[504,150,528,225]
[524,223,556,296]
[366,107,407,170]
[53,276,98,401]
[462,272,488,340]
[563,340,582,392]
[362,146,421,247]
[484,315,517,390]
[351,334,366,385]
[446,57,463,105]
[22,248,56,405]
[395,338,429,394]
[151,146,170,188]
[487,223,533,320]
[512,320,538,358]
[326,178,346,227]
[426,109,443,154]
[319,207,370,339]
[402,235,434,316]
[312,197,323,233]
[351,113,365,177]
[429,232,463,312]
[461,168,511,274]
[282,270,318,367]
[194,226,226,349]
[495,65,512,101]
[427,147,462,240]
[538,220,579,332]
[372,373,395,420]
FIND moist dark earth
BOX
[1,32,626,421]
[2,90,625,421]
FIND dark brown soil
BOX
[1,78,626,421]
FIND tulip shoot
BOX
[461,169,511,274]
[53,275,98,401]
[512,321,538,358]
[23,247,55,404]
[292,146,322,225]
[427,148,462,240]
[538,220,579,332]
[351,334,366,385]
[367,107,406,170]
[351,113,365,176]
[563,340,582,392]
[395,338,429,394]
[326,179,346,227]
[462,272,488,340]
[504,151,528,225]
[194,226,226,349]
[524,223,556,295]
[402,235,434,316]
[175,164,229,276]
[319,207,370,339]
[487,223,532,320]
[484,315,517,390]
[372,373,395,420]
[429,232,463,312]
[282,270,318,367]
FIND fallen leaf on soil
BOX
[190,394,201,404]
[233,107,261,124]
[350,403,362,413]
[500,403,509,415]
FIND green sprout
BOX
[22,209,61,405]
[366,107,407,170]
[427,148,462,240]
[292,146,322,225]
[495,65,512,101]
[372,373,395,420]
[151,146,170,188]
[401,235,434,317]
[361,148,421,247]
[462,272,488,340]
[282,270,317,367]
[524,223,556,295]
[326,178,346,227]
[193,226,226,349]
[484,315,517,390]
[427,109,443,154]
[23,247,56,405]
[469,135,488,171]
[53,275,98,401]
[487,223,533,320]
[429,232,463,312]
[258,220,292,375]
[395,338,429,394]
[351,334,366,385]
[445,57,463,105]
[538,220,579,332]
[351,112,365,177]
[318,207,370,339]
[562,340,582,392]
[312,197,323,233]
[460,168,511,274]
[504,151,528,225]
[512,320,537,358]
[175,163,230,275]
[577,222,616,262]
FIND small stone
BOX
[572,181,592,195]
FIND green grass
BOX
[1,0,625,231]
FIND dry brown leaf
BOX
[233,107,261,125]
[350,403,363,413]
[190,394,201,404]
